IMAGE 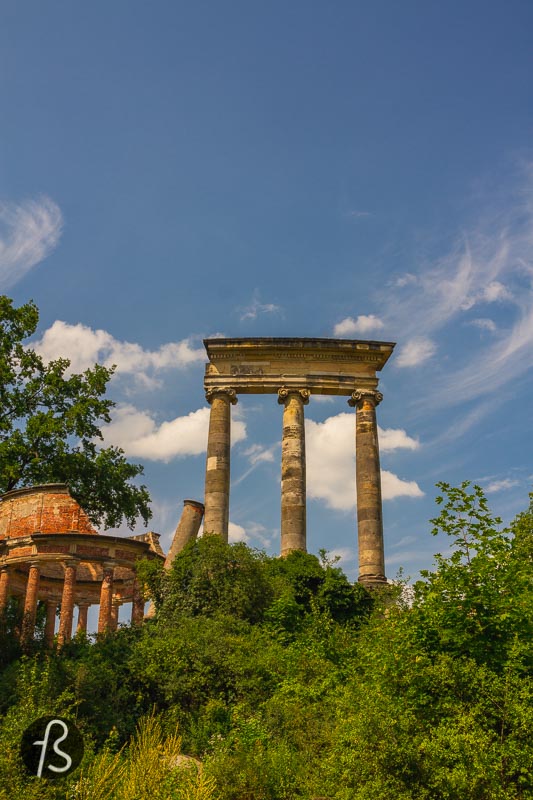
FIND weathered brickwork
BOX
[0,484,97,540]
[0,484,164,648]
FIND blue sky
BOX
[1,0,532,591]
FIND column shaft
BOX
[350,390,386,586]
[131,578,145,625]
[0,567,10,618]
[165,500,205,567]
[58,563,77,647]
[21,563,40,648]
[76,604,89,634]
[110,601,120,631]
[44,601,57,648]
[98,565,114,633]
[203,389,236,542]
[279,389,309,556]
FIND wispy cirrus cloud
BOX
[33,320,205,387]
[335,165,533,419]
[395,337,437,367]
[0,196,63,289]
[238,290,283,321]
[485,477,520,493]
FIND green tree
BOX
[413,481,532,671]
[0,296,151,529]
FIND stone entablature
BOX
[204,337,395,396]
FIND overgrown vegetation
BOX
[0,483,531,799]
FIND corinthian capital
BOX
[205,387,238,405]
[348,389,383,408]
[277,387,310,405]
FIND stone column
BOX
[165,500,205,567]
[0,566,10,619]
[110,599,120,631]
[21,562,40,649]
[44,601,57,648]
[278,388,310,556]
[203,388,237,542]
[131,578,145,625]
[98,563,115,633]
[58,561,77,647]
[349,389,386,586]
[76,603,89,635]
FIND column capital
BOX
[277,387,310,405]
[205,387,238,405]
[348,389,383,408]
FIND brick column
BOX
[98,563,115,633]
[44,601,57,648]
[131,578,145,625]
[278,388,310,556]
[349,389,387,586]
[203,388,237,542]
[76,603,89,635]
[0,566,10,619]
[21,562,40,649]
[58,561,77,647]
[165,500,205,567]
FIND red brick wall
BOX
[0,486,97,540]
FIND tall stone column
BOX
[278,388,310,556]
[58,561,77,647]
[165,500,205,567]
[76,603,89,635]
[98,563,115,633]
[0,566,10,619]
[203,388,237,542]
[21,562,40,649]
[44,601,57,648]
[349,389,386,586]
[131,577,145,625]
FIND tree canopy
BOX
[0,296,151,529]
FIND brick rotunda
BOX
[0,484,164,649]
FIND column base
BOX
[358,573,388,588]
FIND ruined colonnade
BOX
[202,338,395,587]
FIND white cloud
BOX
[305,413,423,512]
[469,318,497,332]
[323,547,357,568]
[378,427,420,452]
[395,337,437,368]
[239,290,282,321]
[347,210,371,219]
[333,314,385,336]
[395,273,418,288]
[0,196,63,288]
[485,478,520,494]
[242,444,276,464]
[102,404,246,462]
[228,521,249,543]
[32,320,205,386]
